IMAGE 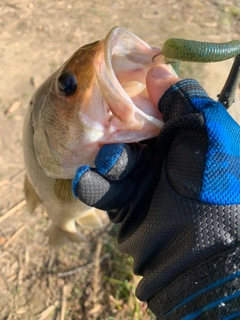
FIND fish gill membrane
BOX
[22,26,167,246]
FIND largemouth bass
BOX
[22,27,164,245]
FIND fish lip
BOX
[95,26,164,132]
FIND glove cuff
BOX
[148,244,240,319]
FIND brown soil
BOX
[1,0,240,319]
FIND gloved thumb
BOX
[146,65,180,107]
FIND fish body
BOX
[22,27,164,245]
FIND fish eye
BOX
[57,72,77,96]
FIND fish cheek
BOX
[33,123,64,178]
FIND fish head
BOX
[31,27,164,179]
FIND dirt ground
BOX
[1,0,240,319]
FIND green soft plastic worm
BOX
[161,38,240,109]
[162,38,240,62]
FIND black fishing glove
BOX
[73,79,240,319]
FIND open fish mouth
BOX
[94,27,164,141]
[29,27,169,180]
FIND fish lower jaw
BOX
[80,111,144,142]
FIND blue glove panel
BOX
[95,143,125,175]
[191,97,240,205]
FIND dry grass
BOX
[0,171,153,319]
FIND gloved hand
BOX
[73,66,240,319]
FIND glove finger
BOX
[73,166,135,210]
[95,143,150,182]
[94,143,126,181]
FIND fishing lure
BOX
[161,38,240,109]
[162,38,240,63]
